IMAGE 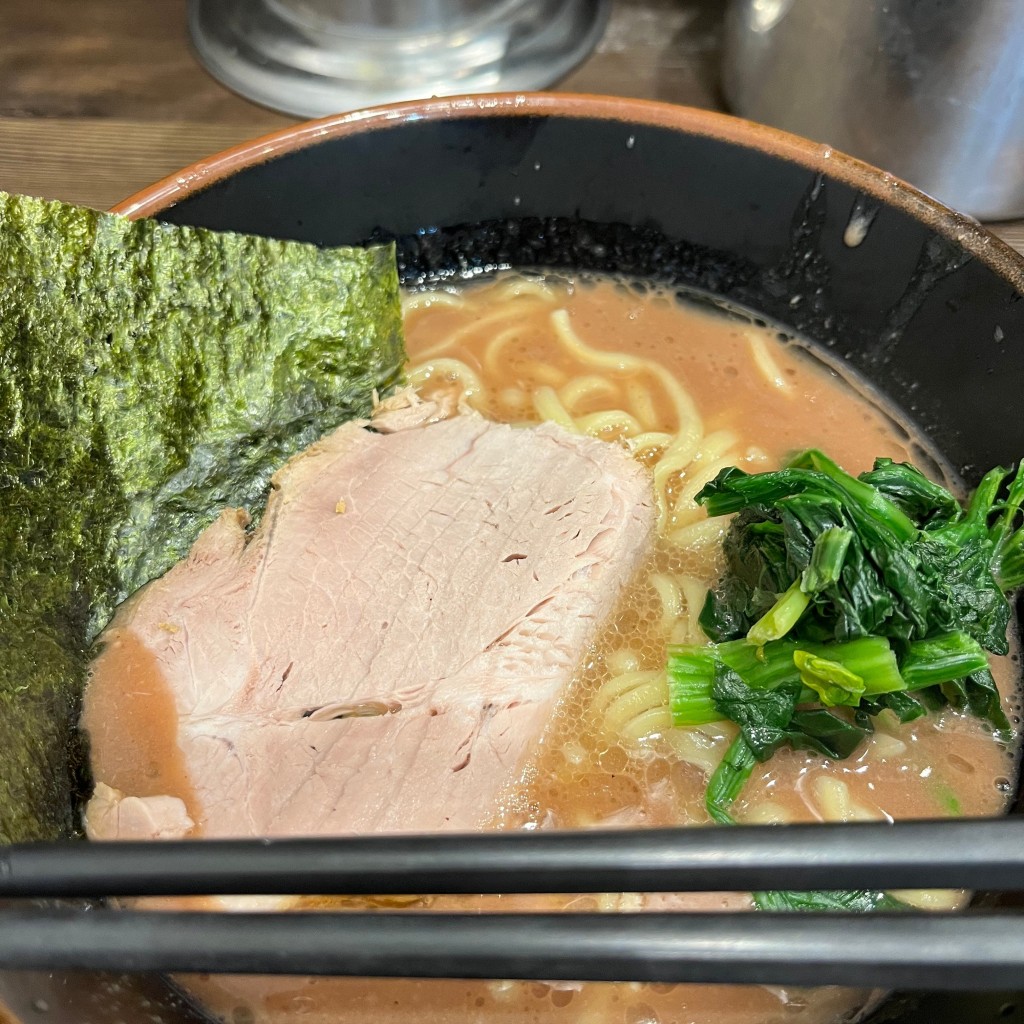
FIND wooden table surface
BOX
[2,0,1023,254]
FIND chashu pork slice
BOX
[84,404,655,840]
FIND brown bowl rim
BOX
[112,91,1024,292]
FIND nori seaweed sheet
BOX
[0,192,405,842]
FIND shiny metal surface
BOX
[189,0,611,119]
[265,0,495,33]
[722,0,1024,219]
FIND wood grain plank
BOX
[562,0,725,108]
[0,117,274,210]
[0,0,716,123]
[989,222,1024,256]
[1,0,291,128]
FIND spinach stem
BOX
[747,580,810,646]
[705,735,755,825]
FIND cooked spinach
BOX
[752,889,910,913]
[678,450,1022,754]
[0,192,405,842]
[668,449,1023,910]
[697,451,1023,661]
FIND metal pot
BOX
[188,0,610,118]
[723,0,1024,220]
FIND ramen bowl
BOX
[3,93,1024,1024]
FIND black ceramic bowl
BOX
[4,93,1024,1024]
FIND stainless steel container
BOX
[190,0,610,119]
[722,0,1024,220]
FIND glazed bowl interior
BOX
[4,93,1024,1024]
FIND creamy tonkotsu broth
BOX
[88,271,1020,1024]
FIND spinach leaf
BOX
[859,458,961,528]
[688,449,1022,741]
[667,447,1024,911]
[705,735,755,825]
[785,709,868,760]
[753,889,911,913]
[712,670,802,761]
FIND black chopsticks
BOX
[3,905,1024,990]
[4,819,1024,989]
[3,818,1024,898]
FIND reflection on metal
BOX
[189,0,611,119]
[723,0,1024,219]
[748,0,793,35]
